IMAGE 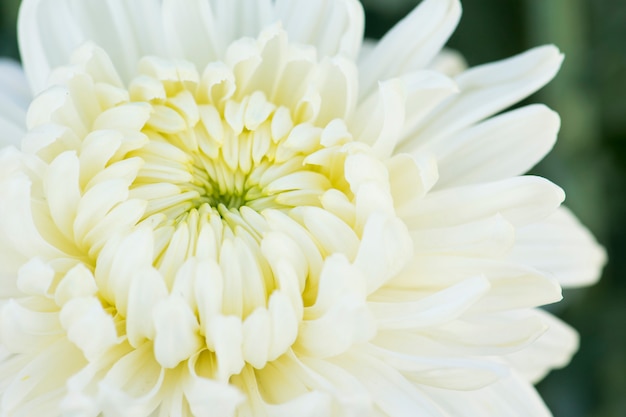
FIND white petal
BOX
[60,296,119,361]
[432,104,560,188]
[355,70,458,154]
[16,257,55,297]
[510,206,607,287]
[184,355,244,417]
[161,0,222,68]
[400,176,565,229]
[391,255,562,311]
[19,0,168,92]
[410,214,515,258]
[416,310,550,356]
[334,352,446,417]
[44,151,81,240]
[297,290,374,358]
[386,152,439,209]
[350,77,406,159]
[0,149,62,261]
[96,343,165,417]
[361,344,509,391]
[205,315,245,381]
[353,213,413,294]
[18,0,83,92]
[407,45,564,147]
[275,0,364,60]
[369,276,490,330]
[505,309,578,383]
[422,372,552,417]
[152,296,203,369]
[1,300,61,353]
[2,338,85,416]
[125,268,168,348]
[95,228,155,315]
[298,206,361,260]
[54,263,98,306]
[358,0,461,98]
[426,48,467,77]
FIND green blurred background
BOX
[0,0,624,416]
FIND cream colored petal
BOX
[242,359,335,416]
[354,212,413,294]
[509,206,606,288]
[505,310,578,383]
[60,296,119,361]
[390,257,562,311]
[162,0,274,68]
[297,257,374,358]
[353,69,458,158]
[44,151,81,241]
[125,269,167,348]
[387,152,439,211]
[2,339,85,416]
[360,343,509,391]
[358,0,461,98]
[426,48,467,77]
[400,176,564,229]
[410,214,515,258]
[275,0,364,60]
[183,354,243,417]
[96,343,166,417]
[369,276,490,330]
[19,0,173,92]
[333,352,446,417]
[421,372,552,417]
[432,105,560,188]
[152,296,203,369]
[414,310,549,357]
[0,300,61,353]
[0,148,62,262]
[403,45,563,149]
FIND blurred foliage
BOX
[0,0,18,58]
[0,0,625,416]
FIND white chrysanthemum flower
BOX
[0,0,606,416]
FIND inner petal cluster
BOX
[13,27,400,394]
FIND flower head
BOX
[0,0,606,416]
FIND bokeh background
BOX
[0,0,624,416]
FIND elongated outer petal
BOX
[0,60,30,147]
[360,343,510,391]
[163,0,275,68]
[358,0,461,98]
[400,176,565,229]
[432,104,561,188]
[509,206,606,287]
[275,0,364,60]
[18,0,200,91]
[505,309,579,383]
[334,352,447,417]
[402,45,564,150]
[422,372,553,417]
[354,213,414,294]
[352,70,458,159]
[19,0,320,93]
